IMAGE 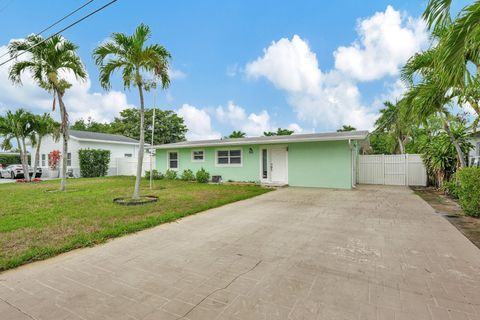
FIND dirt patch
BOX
[413,187,480,249]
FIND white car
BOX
[0,164,42,179]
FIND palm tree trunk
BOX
[133,83,145,199]
[57,91,69,191]
[32,138,41,181]
[15,136,27,181]
[442,117,466,168]
[21,137,31,182]
[397,137,405,154]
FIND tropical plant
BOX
[263,128,294,136]
[180,169,195,181]
[48,150,61,170]
[374,101,410,154]
[336,125,356,132]
[0,109,35,181]
[93,24,171,199]
[8,35,87,190]
[228,131,246,138]
[164,169,177,180]
[31,113,59,180]
[457,167,480,217]
[196,168,210,183]
[145,169,163,180]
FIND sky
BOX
[0,0,471,141]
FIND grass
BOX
[0,176,271,271]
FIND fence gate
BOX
[357,154,427,186]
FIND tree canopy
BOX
[263,128,294,136]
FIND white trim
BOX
[215,148,243,167]
[69,136,143,146]
[167,150,179,171]
[191,149,205,162]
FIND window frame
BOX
[41,154,46,167]
[67,152,72,166]
[191,149,205,162]
[167,150,179,171]
[215,148,243,167]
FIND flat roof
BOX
[153,130,369,149]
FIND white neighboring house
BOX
[468,131,480,166]
[32,130,151,177]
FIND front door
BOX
[270,148,288,184]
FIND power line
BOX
[0,0,118,68]
[0,0,96,61]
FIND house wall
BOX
[156,140,354,188]
[468,136,480,165]
[32,135,143,177]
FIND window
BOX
[41,154,46,167]
[67,153,72,166]
[262,149,268,179]
[192,150,204,162]
[168,152,178,170]
[216,149,242,166]
[124,153,133,158]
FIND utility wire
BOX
[0,0,117,68]
[0,0,96,61]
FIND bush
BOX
[442,178,460,199]
[145,169,164,180]
[196,168,210,183]
[164,169,177,180]
[457,167,480,217]
[0,154,23,167]
[180,169,195,181]
[78,149,111,178]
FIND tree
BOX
[9,35,87,190]
[228,131,246,138]
[374,101,409,154]
[71,117,112,133]
[263,128,294,136]
[94,24,171,199]
[336,125,356,132]
[31,113,59,179]
[109,108,186,145]
[0,109,35,181]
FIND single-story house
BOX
[32,130,145,177]
[468,131,480,166]
[154,130,368,189]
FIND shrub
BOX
[457,167,480,217]
[164,169,177,180]
[442,178,460,199]
[78,149,111,178]
[145,169,164,180]
[0,154,23,167]
[180,169,195,181]
[196,168,210,183]
[48,150,61,170]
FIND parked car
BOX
[0,165,42,179]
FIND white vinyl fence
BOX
[357,154,427,186]
[116,157,155,176]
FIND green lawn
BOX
[0,176,270,271]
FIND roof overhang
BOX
[70,136,143,146]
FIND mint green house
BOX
[154,131,368,189]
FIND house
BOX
[468,131,480,166]
[32,130,145,177]
[154,130,368,189]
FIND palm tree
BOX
[374,101,408,154]
[8,35,87,190]
[31,113,60,179]
[93,24,171,199]
[228,131,246,138]
[0,109,35,181]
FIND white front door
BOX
[270,148,288,184]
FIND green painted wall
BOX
[287,141,352,189]
[156,140,353,188]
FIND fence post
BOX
[405,153,408,186]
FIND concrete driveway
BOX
[1,186,479,320]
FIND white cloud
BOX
[168,68,186,80]
[246,35,321,95]
[177,104,221,140]
[287,123,303,133]
[226,64,239,77]
[215,101,273,136]
[0,44,133,123]
[334,5,428,81]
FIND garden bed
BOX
[413,187,480,249]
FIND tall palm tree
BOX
[228,130,246,138]
[374,101,408,154]
[31,113,60,179]
[93,24,171,199]
[8,35,87,190]
[0,109,35,181]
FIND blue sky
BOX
[0,0,471,140]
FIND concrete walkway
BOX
[1,186,479,319]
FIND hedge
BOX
[0,154,26,166]
[457,167,480,218]
[78,149,111,178]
